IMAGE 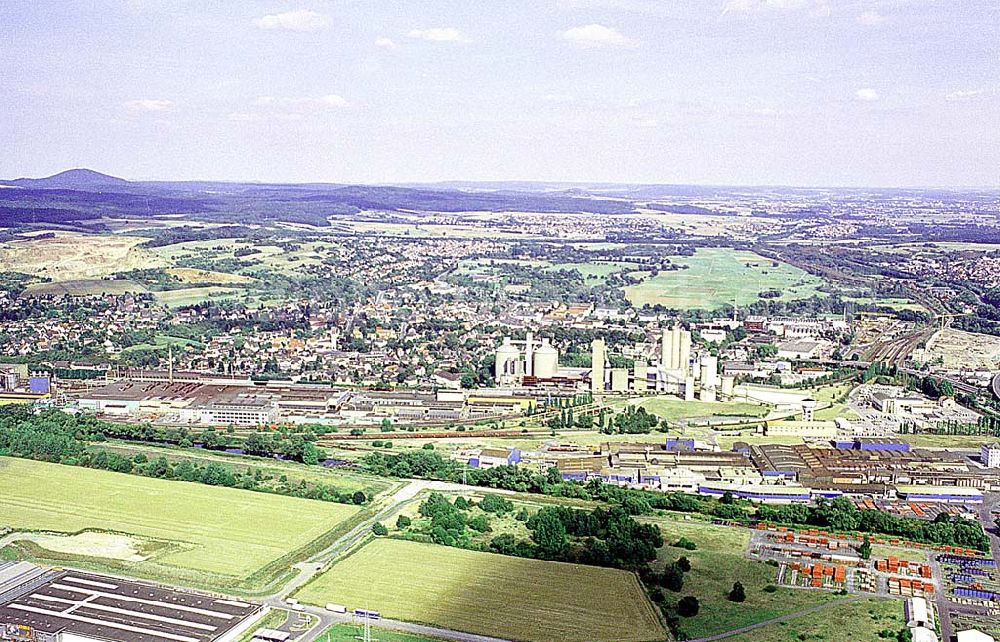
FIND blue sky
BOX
[2,0,998,186]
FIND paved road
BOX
[285,603,512,642]
[686,596,865,642]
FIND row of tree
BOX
[0,407,363,505]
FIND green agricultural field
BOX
[842,296,926,312]
[0,457,361,591]
[730,598,904,642]
[635,397,770,422]
[544,261,633,281]
[23,279,149,296]
[155,286,246,308]
[121,334,205,353]
[900,434,1000,449]
[812,404,859,421]
[96,441,391,498]
[296,539,665,642]
[624,248,825,310]
[645,516,839,640]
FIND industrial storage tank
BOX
[720,375,735,397]
[533,338,559,379]
[700,355,719,389]
[495,337,521,379]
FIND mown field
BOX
[296,539,665,642]
[97,440,392,497]
[625,248,825,309]
[635,396,770,422]
[544,261,634,281]
[22,279,149,296]
[730,598,903,642]
[155,286,245,307]
[645,515,840,640]
[0,457,361,590]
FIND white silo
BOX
[533,338,559,379]
[524,331,534,376]
[700,387,717,403]
[801,398,818,422]
[633,360,648,393]
[660,328,671,368]
[684,376,696,401]
[700,355,719,389]
[670,327,681,370]
[495,337,521,381]
[721,375,735,398]
[679,329,691,377]
[591,338,606,394]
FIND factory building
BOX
[982,443,1000,468]
[0,563,264,642]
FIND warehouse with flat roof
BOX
[0,564,263,642]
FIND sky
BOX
[2,0,999,187]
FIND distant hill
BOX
[4,168,129,189]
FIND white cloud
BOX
[945,89,987,102]
[254,10,329,32]
[542,93,576,103]
[254,94,348,110]
[228,112,262,123]
[630,115,659,128]
[857,10,886,26]
[855,88,879,102]
[374,37,397,49]
[722,0,830,16]
[723,0,806,14]
[319,94,348,107]
[123,99,174,111]
[407,28,468,43]
[559,24,633,47]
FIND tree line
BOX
[0,407,364,505]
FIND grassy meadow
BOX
[731,598,904,642]
[625,248,825,309]
[645,515,840,640]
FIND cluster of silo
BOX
[494,333,560,384]
[660,327,692,378]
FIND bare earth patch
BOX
[19,531,151,562]
[0,232,164,280]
